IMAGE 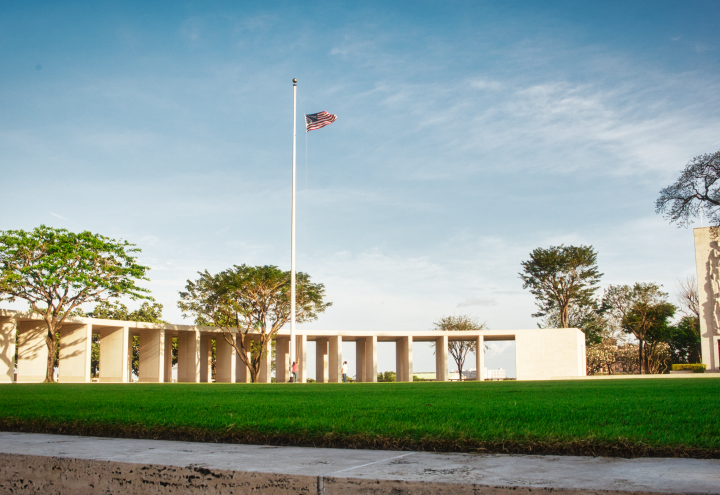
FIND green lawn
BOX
[1,379,718,458]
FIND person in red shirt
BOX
[291,361,298,383]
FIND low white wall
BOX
[515,328,586,380]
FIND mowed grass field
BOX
[1,378,719,458]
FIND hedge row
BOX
[671,363,707,372]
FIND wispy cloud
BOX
[457,297,498,307]
[49,212,70,222]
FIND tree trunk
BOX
[561,303,569,328]
[638,339,645,375]
[45,329,56,383]
[454,356,463,381]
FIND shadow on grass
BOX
[1,418,718,459]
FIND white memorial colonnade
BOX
[0,309,587,383]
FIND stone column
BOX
[139,329,164,383]
[365,335,377,383]
[215,333,236,383]
[296,334,307,383]
[259,337,273,383]
[0,317,17,383]
[395,339,402,381]
[235,334,251,383]
[164,333,173,383]
[16,321,47,383]
[396,336,413,382]
[199,334,212,383]
[476,335,484,381]
[98,326,129,383]
[435,335,448,382]
[314,338,328,383]
[276,338,290,383]
[86,323,93,381]
[355,338,366,382]
[127,332,135,381]
[121,327,130,383]
[236,357,250,383]
[328,336,342,383]
[177,329,200,383]
[58,323,92,383]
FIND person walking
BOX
[341,361,348,383]
[291,361,298,383]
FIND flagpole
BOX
[290,78,297,378]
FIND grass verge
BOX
[1,379,718,458]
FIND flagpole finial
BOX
[293,78,297,84]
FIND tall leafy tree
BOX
[431,315,487,380]
[656,150,720,236]
[87,300,167,323]
[666,316,702,364]
[0,225,151,382]
[519,245,602,328]
[674,275,701,362]
[178,264,331,383]
[537,301,605,345]
[601,283,676,374]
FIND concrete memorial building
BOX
[694,227,720,372]
[2,225,718,385]
[0,309,587,383]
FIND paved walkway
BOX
[0,432,719,494]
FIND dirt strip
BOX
[1,432,720,494]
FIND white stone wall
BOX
[515,328,586,380]
[694,227,720,371]
[0,309,588,383]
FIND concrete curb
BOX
[1,432,719,494]
[552,374,720,380]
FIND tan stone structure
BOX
[0,309,586,383]
[694,227,720,371]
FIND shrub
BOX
[377,371,396,382]
[671,363,706,373]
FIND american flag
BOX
[305,111,338,132]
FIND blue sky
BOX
[2,1,720,377]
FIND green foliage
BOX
[2,380,719,456]
[178,264,331,383]
[377,371,396,382]
[667,316,702,364]
[602,283,676,374]
[519,245,602,328]
[671,363,706,372]
[0,225,151,382]
[91,334,100,377]
[624,301,676,341]
[0,225,151,309]
[179,265,331,332]
[87,301,167,323]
